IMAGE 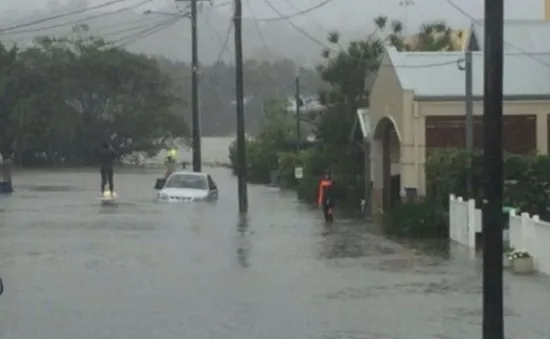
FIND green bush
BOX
[277,151,299,188]
[228,100,296,185]
[228,139,279,184]
[293,145,365,208]
[384,200,448,239]
[425,148,550,221]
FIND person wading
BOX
[164,148,177,179]
[98,141,116,197]
[317,170,335,222]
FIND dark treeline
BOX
[0,25,324,166]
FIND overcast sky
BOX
[0,0,545,29]
[0,0,546,63]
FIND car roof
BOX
[170,171,208,178]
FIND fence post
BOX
[519,212,530,251]
[449,195,456,242]
[467,198,476,249]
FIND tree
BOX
[0,28,188,166]
[229,100,294,183]
[0,43,20,157]
[158,57,324,136]
[389,20,461,52]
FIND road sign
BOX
[294,167,303,179]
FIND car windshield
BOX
[165,174,207,190]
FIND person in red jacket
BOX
[317,170,335,221]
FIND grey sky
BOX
[0,0,545,63]
[0,0,544,28]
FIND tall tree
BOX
[0,29,188,166]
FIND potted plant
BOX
[507,250,534,274]
[503,245,514,269]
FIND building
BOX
[367,19,550,216]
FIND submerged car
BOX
[157,171,218,202]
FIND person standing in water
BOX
[98,141,116,197]
[317,170,335,221]
[163,148,177,179]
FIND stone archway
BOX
[372,117,402,213]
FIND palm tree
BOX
[386,20,460,52]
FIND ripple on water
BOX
[324,277,482,301]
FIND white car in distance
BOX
[157,171,218,202]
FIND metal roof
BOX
[387,47,550,99]
[468,19,550,53]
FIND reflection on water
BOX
[236,214,251,268]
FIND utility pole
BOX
[190,0,201,172]
[295,75,301,152]
[464,51,474,196]
[465,51,473,153]
[482,0,504,338]
[234,0,248,213]
[174,0,203,172]
[458,50,474,195]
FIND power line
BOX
[240,0,335,22]
[280,0,341,49]
[260,0,328,49]
[3,13,156,37]
[84,17,165,34]
[244,0,295,96]
[213,22,234,65]
[1,0,154,36]
[0,0,130,33]
[114,17,184,47]
[259,0,488,69]
[107,15,186,48]
[92,20,170,40]
[203,11,233,64]
[245,0,274,61]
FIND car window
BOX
[207,175,217,190]
[165,174,208,190]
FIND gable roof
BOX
[466,19,550,53]
[386,47,550,99]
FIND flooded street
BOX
[1,168,550,339]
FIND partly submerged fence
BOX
[449,194,550,275]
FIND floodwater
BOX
[1,168,550,339]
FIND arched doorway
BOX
[373,117,401,213]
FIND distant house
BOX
[367,40,550,217]
[285,95,325,142]
[284,95,325,115]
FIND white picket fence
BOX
[449,195,481,249]
[449,194,550,275]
